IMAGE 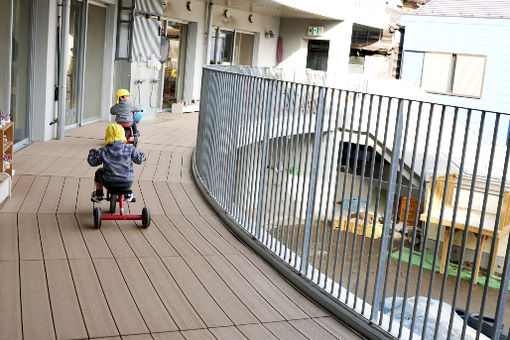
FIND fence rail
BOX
[193,65,510,339]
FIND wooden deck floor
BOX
[0,113,362,340]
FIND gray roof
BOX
[411,0,510,19]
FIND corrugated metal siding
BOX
[132,16,160,62]
[135,0,163,16]
[412,0,510,19]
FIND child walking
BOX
[88,124,146,202]
[110,89,143,136]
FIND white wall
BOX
[0,0,12,117]
[278,18,352,75]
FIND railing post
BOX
[372,99,405,321]
[255,80,275,239]
[300,87,326,275]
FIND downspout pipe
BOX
[57,0,70,140]
[205,1,213,65]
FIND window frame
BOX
[418,50,487,99]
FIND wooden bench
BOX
[420,173,510,283]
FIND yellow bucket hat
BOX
[116,88,132,104]
[104,124,127,145]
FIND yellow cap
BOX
[115,89,132,104]
[104,124,127,145]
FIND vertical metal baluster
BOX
[384,100,412,330]
[261,80,280,246]
[422,106,459,339]
[492,120,510,340]
[301,86,326,276]
[322,89,344,289]
[373,99,405,324]
[330,91,353,295]
[277,82,295,257]
[210,71,222,199]
[218,72,230,204]
[227,74,243,214]
[255,79,275,240]
[353,94,375,308]
[409,105,447,337]
[338,92,359,300]
[268,80,286,251]
[316,89,339,284]
[433,108,470,340]
[247,77,265,234]
[289,84,306,266]
[462,113,499,340]
[361,96,384,314]
[446,111,485,340]
[236,75,252,223]
[296,85,315,271]
[311,88,334,281]
[346,93,367,303]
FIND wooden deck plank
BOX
[38,213,67,260]
[139,150,159,182]
[185,214,239,255]
[151,215,201,257]
[169,183,197,215]
[168,148,184,183]
[154,182,181,215]
[0,175,35,213]
[139,181,165,215]
[153,149,172,183]
[263,321,307,340]
[38,176,64,213]
[57,214,90,259]
[69,259,119,338]
[116,220,158,258]
[240,252,328,318]
[0,261,22,340]
[18,213,43,261]
[205,255,284,323]
[19,176,49,213]
[152,331,186,340]
[289,319,338,340]
[20,260,56,339]
[45,259,88,340]
[313,317,362,340]
[225,254,308,320]
[168,215,220,256]
[183,255,258,325]
[139,257,206,331]
[57,177,79,213]
[116,258,178,333]
[180,329,216,340]
[180,148,194,183]
[139,222,179,257]
[121,335,153,340]
[237,323,279,340]
[0,213,18,261]
[93,258,150,335]
[181,182,212,215]
[76,213,113,258]
[161,257,233,328]
[126,181,146,215]
[100,220,137,258]
[209,326,248,339]
[77,177,94,213]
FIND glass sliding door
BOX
[11,0,32,144]
[65,0,83,127]
[234,32,254,66]
[163,22,188,109]
[82,3,106,124]
[210,29,254,66]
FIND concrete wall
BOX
[278,18,352,75]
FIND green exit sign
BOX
[308,26,324,36]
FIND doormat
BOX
[390,248,506,291]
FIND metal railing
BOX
[193,65,510,340]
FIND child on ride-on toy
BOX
[88,124,146,202]
[110,89,143,137]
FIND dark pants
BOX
[94,168,132,191]
[130,121,138,135]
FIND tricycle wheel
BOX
[142,207,150,228]
[109,194,117,214]
[94,207,102,229]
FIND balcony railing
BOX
[193,65,510,339]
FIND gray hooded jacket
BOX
[110,101,143,123]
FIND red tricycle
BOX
[118,121,138,147]
[93,186,150,229]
